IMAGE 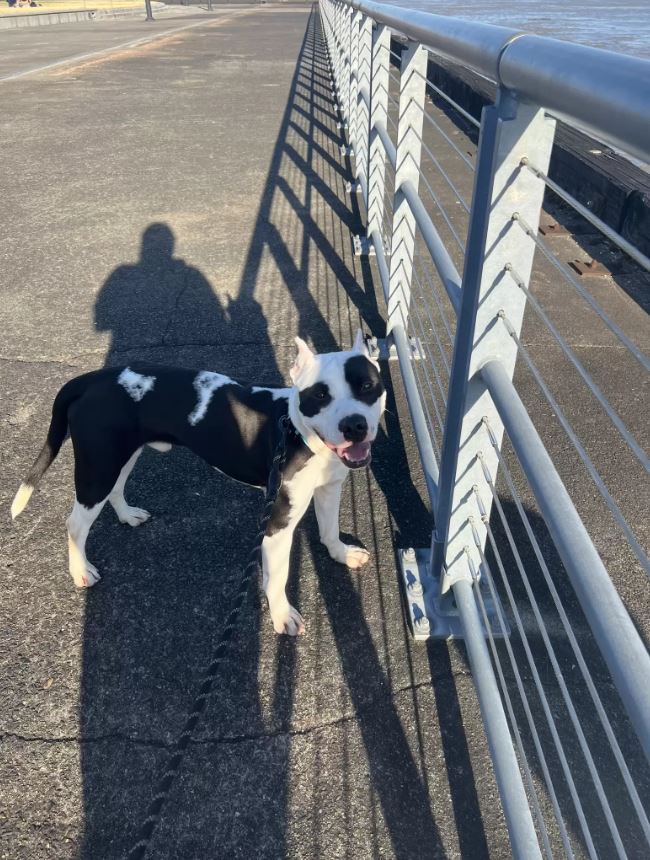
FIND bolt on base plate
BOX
[400,547,510,641]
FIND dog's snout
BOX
[339,413,368,442]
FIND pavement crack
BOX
[0,676,471,750]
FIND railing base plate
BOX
[366,334,423,361]
[352,234,375,256]
[345,180,362,194]
[400,548,510,641]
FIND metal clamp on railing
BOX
[320,0,650,856]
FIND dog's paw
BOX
[71,562,101,588]
[118,506,151,527]
[271,604,306,636]
[326,540,370,569]
[344,546,370,569]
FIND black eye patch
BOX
[344,355,384,405]
[299,381,332,417]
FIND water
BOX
[386,0,650,59]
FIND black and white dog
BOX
[11,332,385,635]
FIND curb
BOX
[0,2,165,29]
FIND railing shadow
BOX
[78,6,489,858]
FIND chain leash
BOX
[127,415,290,860]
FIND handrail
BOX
[320,1,650,854]
[348,0,650,162]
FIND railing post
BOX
[385,41,428,333]
[430,91,556,593]
[367,23,390,244]
[348,9,362,157]
[354,14,373,205]
[341,5,353,130]
[335,2,348,125]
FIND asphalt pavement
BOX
[0,6,508,859]
[1,3,648,859]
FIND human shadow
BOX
[95,222,233,363]
[81,219,283,859]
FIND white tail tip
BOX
[11,483,33,519]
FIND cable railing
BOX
[320,1,650,857]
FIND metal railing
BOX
[319,1,650,856]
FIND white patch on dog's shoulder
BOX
[251,386,290,401]
[118,368,156,402]
[188,371,232,426]
[148,441,172,453]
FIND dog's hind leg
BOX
[108,447,150,527]
[67,499,106,587]
[68,436,138,587]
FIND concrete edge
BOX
[0,2,165,29]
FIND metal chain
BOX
[126,415,291,860]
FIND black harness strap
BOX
[126,415,290,860]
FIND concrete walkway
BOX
[0,6,506,859]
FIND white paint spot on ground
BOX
[118,368,156,402]
[188,371,232,426]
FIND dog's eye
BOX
[316,391,327,399]
[361,382,373,392]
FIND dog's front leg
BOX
[314,479,370,569]
[262,515,306,636]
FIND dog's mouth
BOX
[318,435,372,469]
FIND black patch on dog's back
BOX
[299,381,332,417]
[344,355,384,405]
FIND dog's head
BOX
[289,331,386,469]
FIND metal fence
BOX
[320,0,650,856]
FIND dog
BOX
[11,331,386,635]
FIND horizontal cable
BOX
[412,263,452,378]
[413,67,481,128]
[471,493,600,858]
[409,272,450,404]
[514,214,650,372]
[505,266,649,474]
[394,302,443,457]
[401,295,447,420]
[475,471,627,857]
[399,178,463,314]
[521,158,650,275]
[420,106,476,171]
[480,358,650,764]
[499,311,650,576]
[416,135,471,212]
[483,418,650,844]
[417,249,457,345]
[416,169,467,252]
[469,553,574,859]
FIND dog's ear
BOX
[352,328,369,356]
[290,337,315,383]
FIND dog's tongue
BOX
[340,441,371,462]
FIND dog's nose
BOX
[339,414,368,442]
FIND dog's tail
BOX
[11,374,93,519]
